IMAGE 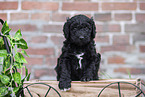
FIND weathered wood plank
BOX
[23,79,143,97]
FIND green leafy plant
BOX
[0,20,30,96]
[127,69,132,79]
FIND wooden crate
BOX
[23,79,144,97]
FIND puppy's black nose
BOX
[79,36,84,40]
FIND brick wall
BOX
[0,0,145,80]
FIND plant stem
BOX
[10,44,16,97]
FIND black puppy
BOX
[55,14,101,91]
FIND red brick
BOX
[34,69,56,78]
[94,13,111,21]
[10,13,29,21]
[31,13,50,21]
[101,45,135,53]
[0,13,7,21]
[102,2,137,10]
[62,2,98,11]
[108,55,125,64]
[9,24,37,32]
[26,57,43,65]
[22,1,59,11]
[0,2,18,10]
[52,13,70,22]
[43,25,63,33]
[139,58,145,64]
[140,3,145,10]
[136,13,145,22]
[26,47,55,56]
[114,68,145,75]
[133,33,145,43]
[98,24,121,32]
[74,0,91,2]
[95,35,109,43]
[74,14,92,18]
[30,36,48,43]
[125,23,145,33]
[114,13,132,21]
[45,57,57,66]
[58,47,63,56]
[139,45,145,52]
[130,68,145,74]
[135,0,145,1]
[113,35,130,45]
[51,36,65,46]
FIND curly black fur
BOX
[55,15,101,91]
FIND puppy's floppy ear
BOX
[63,17,70,39]
[90,17,97,39]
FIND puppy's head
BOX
[63,14,96,46]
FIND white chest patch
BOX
[76,53,84,69]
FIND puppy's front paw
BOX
[60,88,70,92]
[59,80,71,91]
[80,76,93,82]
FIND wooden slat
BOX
[23,79,143,97]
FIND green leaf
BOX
[127,69,132,79]
[14,52,27,64]
[27,73,31,81]
[14,61,23,69]
[5,29,11,35]
[3,55,11,71]
[0,74,2,79]
[14,29,22,41]
[0,50,7,57]
[1,75,10,85]
[11,39,16,48]
[0,38,5,50]
[21,66,30,83]
[13,72,21,84]
[4,69,10,75]
[21,50,29,57]
[21,78,25,84]
[25,66,28,76]
[1,21,11,35]
[17,39,28,49]
[0,81,5,87]
[0,86,8,96]
[13,87,19,93]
